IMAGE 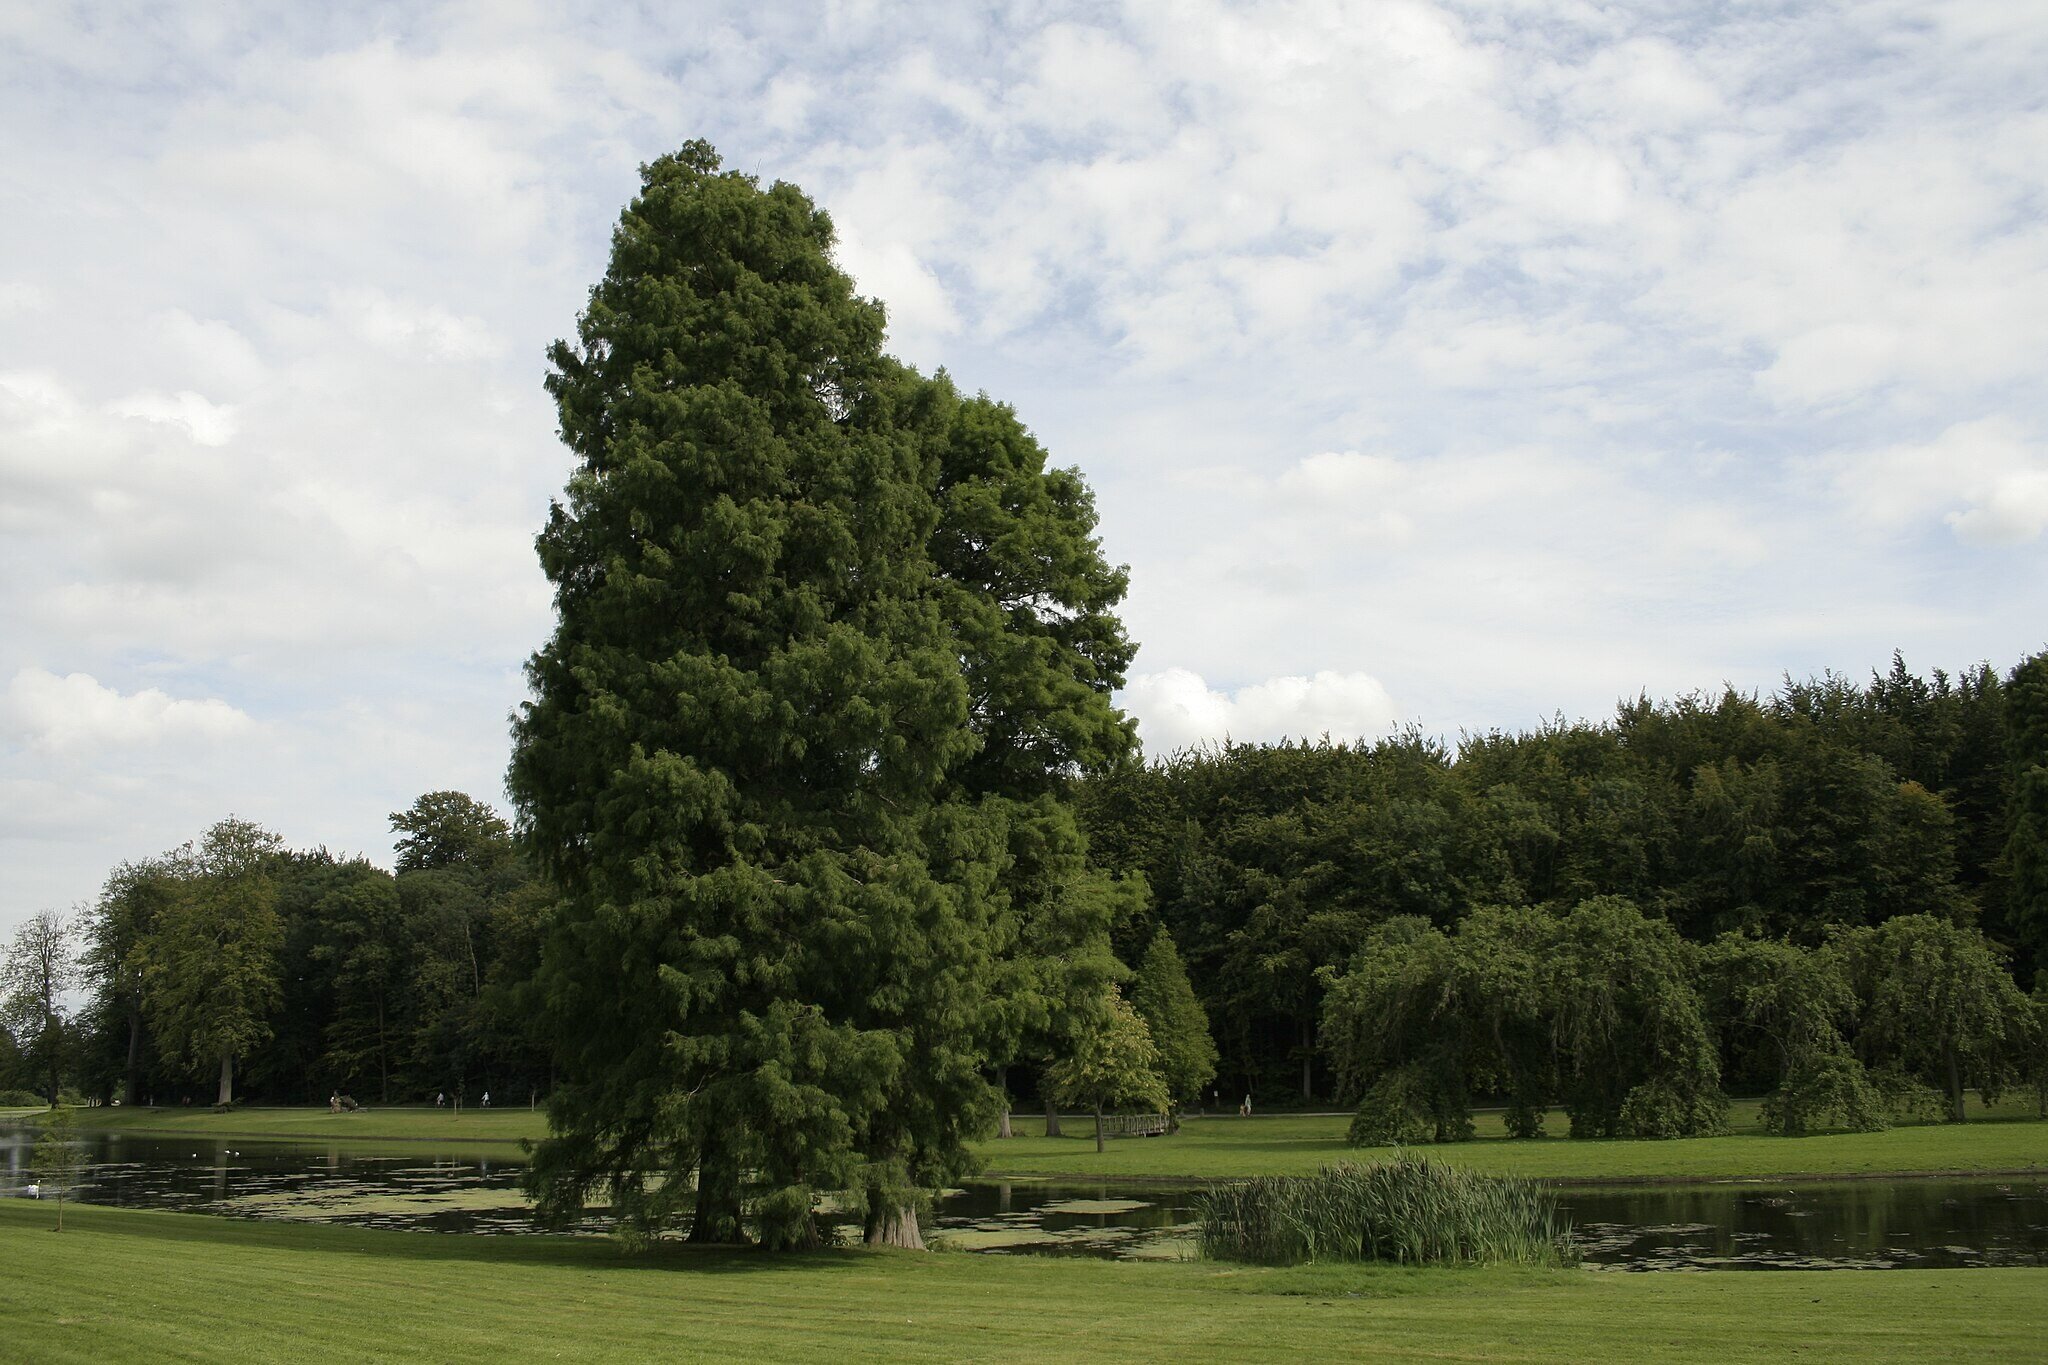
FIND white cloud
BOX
[331,288,504,363]
[3,1,2047,939]
[1123,667,1401,753]
[1838,417,2048,545]
[110,389,240,447]
[3,668,254,753]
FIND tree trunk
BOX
[688,1136,746,1244]
[1946,1047,1965,1124]
[122,1006,144,1107]
[1043,1092,1062,1138]
[216,1052,234,1106]
[1094,1102,1105,1154]
[864,1191,925,1250]
[376,997,389,1103]
[995,1066,1012,1139]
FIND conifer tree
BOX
[513,144,1050,1249]
[2006,650,2048,975]
[1129,926,1218,1108]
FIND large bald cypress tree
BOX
[511,143,1134,1250]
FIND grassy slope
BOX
[2,1202,2042,1364]
[46,1099,2048,1181]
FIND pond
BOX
[5,1126,2045,1270]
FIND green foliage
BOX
[1195,1158,1574,1267]
[1324,901,1723,1143]
[1128,928,1218,1107]
[390,791,515,874]
[2006,650,2048,972]
[1707,934,1885,1135]
[1083,655,2031,1096]
[297,857,407,1100]
[1322,917,1476,1143]
[512,141,1134,1247]
[1841,913,2031,1122]
[81,854,189,1105]
[1345,1066,1473,1146]
[133,818,286,1104]
[1046,985,1170,1121]
[1549,898,1726,1138]
[32,1105,84,1229]
[1,909,76,1105]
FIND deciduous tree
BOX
[1046,984,1169,1152]
[1842,913,2029,1122]
[134,818,285,1105]
[1,910,76,1105]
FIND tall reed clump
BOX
[1195,1156,1576,1267]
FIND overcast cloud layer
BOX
[4,0,2045,936]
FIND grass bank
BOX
[40,1104,542,1151]
[1,1201,2041,1363]
[38,1098,2047,1183]
[978,1100,2048,1183]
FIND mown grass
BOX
[42,1097,2048,1182]
[981,1098,2048,1182]
[1,1201,2042,1363]
[44,1104,543,1152]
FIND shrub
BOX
[1346,1067,1474,1146]
[1614,1077,1728,1139]
[0,1088,46,1107]
[1195,1157,1575,1267]
[1758,1052,1888,1135]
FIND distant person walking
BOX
[481,1090,491,1109]
[1240,1093,1252,1118]
[435,1092,445,1108]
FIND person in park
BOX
[512,141,1136,1250]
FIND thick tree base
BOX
[864,1205,925,1250]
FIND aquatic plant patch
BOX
[1196,1156,1576,1267]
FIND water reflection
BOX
[3,1124,2043,1270]
[1559,1180,2048,1270]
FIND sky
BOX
[3,0,2046,939]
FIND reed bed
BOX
[1195,1156,1576,1267]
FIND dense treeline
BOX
[4,650,2042,1136]
[0,793,552,1108]
[1079,651,2048,1114]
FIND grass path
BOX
[2,1201,2043,1363]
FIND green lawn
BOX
[980,1100,2048,1183]
[42,1098,2048,1183]
[45,1104,544,1151]
[1,1201,2041,1363]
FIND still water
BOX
[5,1126,2044,1270]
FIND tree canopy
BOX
[133,818,286,1105]
[509,142,1135,1251]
